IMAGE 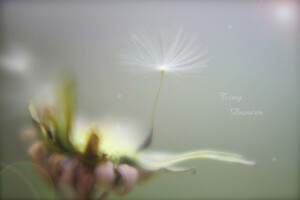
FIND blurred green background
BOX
[0,1,299,199]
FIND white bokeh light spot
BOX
[276,4,293,23]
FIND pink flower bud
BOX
[94,160,115,190]
[76,170,95,198]
[60,158,78,184]
[113,164,139,195]
[47,153,64,181]
[28,141,48,169]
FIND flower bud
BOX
[60,157,78,184]
[76,169,95,198]
[47,153,64,181]
[94,160,115,190]
[28,141,49,169]
[113,164,139,195]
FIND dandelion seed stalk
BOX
[151,69,165,129]
[138,68,165,150]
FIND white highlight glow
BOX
[275,4,294,23]
[71,117,143,158]
[159,65,167,71]
[1,50,30,73]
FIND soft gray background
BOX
[0,1,299,199]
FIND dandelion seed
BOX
[121,27,211,150]
[119,27,210,75]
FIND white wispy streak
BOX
[119,27,210,74]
